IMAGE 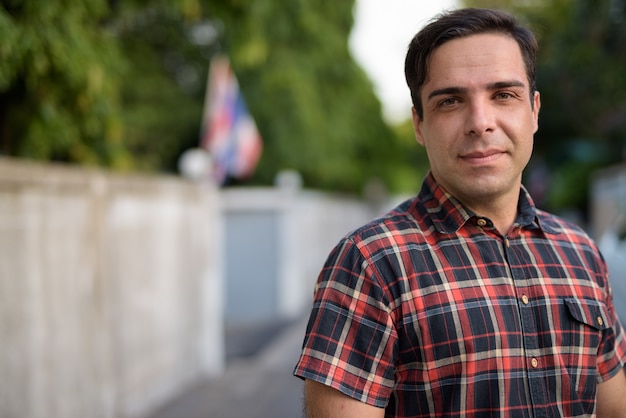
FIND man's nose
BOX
[464,99,495,136]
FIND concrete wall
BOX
[0,158,223,418]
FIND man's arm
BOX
[303,380,385,418]
[596,367,626,417]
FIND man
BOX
[293,8,626,417]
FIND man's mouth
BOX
[460,149,505,164]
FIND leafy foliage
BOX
[110,4,212,173]
[206,0,416,192]
[0,0,128,167]
[0,0,427,195]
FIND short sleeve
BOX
[293,237,397,408]
[596,271,626,382]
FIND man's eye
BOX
[439,97,459,107]
[495,92,512,100]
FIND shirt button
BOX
[477,218,487,227]
[597,316,604,326]
[521,295,529,305]
[531,358,539,368]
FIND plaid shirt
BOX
[294,173,626,417]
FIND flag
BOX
[200,55,263,185]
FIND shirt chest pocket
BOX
[564,298,611,333]
[562,297,610,352]
[562,298,611,400]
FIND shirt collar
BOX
[417,172,556,235]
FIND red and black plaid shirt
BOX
[294,173,626,417]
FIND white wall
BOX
[0,158,223,418]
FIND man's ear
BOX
[532,90,541,134]
[412,107,425,146]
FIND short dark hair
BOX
[404,8,538,119]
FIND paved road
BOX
[147,316,308,418]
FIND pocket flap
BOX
[564,298,610,331]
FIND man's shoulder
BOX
[534,208,599,247]
[343,195,431,246]
[535,208,588,234]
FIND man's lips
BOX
[460,149,506,163]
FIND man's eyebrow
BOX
[427,87,466,101]
[426,80,527,101]
[488,80,526,90]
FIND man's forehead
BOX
[423,34,528,88]
[430,33,523,62]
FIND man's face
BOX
[412,33,540,211]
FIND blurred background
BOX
[1,0,626,417]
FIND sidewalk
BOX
[147,315,308,418]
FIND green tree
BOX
[1,0,426,195]
[110,3,212,173]
[207,1,411,192]
[0,0,129,167]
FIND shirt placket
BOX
[503,228,549,418]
